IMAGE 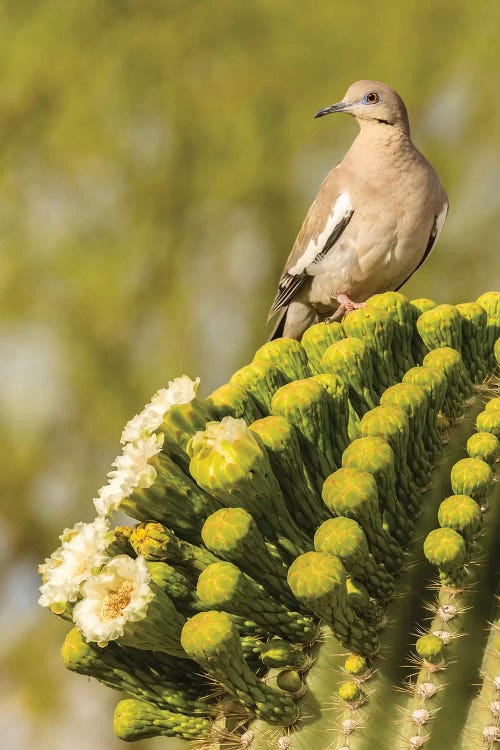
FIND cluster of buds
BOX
[38,291,499,745]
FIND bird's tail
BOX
[267,308,287,341]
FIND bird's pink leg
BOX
[326,294,366,322]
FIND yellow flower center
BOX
[101,580,134,620]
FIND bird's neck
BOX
[345,120,417,170]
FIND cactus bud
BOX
[206,382,263,423]
[366,292,415,377]
[476,291,500,365]
[476,408,500,439]
[466,432,500,466]
[415,633,444,663]
[437,495,482,551]
[276,669,306,695]
[181,611,299,725]
[423,347,473,419]
[338,680,361,702]
[344,654,368,676]
[229,360,288,414]
[260,639,308,669]
[417,304,463,353]
[301,321,345,373]
[455,302,489,381]
[424,528,467,587]
[450,457,493,505]
[113,698,211,741]
[130,522,217,574]
[253,338,312,381]
[342,306,397,392]
[320,337,377,416]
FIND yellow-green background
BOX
[1,1,498,748]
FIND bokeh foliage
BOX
[0,1,498,748]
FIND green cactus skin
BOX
[61,627,207,713]
[322,468,404,572]
[188,418,311,559]
[146,561,203,613]
[417,303,463,354]
[253,338,312,381]
[314,516,395,601]
[450,457,493,507]
[402,364,447,462]
[311,372,352,467]
[270,379,338,489]
[229,360,288,414]
[423,347,473,420]
[250,415,329,532]
[181,611,299,725]
[346,577,384,625]
[158,394,213,473]
[113,698,212,741]
[301,320,346,373]
[342,436,412,545]
[320,337,378,417]
[366,292,416,377]
[276,669,306,695]
[105,525,136,557]
[201,507,297,608]
[437,495,482,552]
[476,291,500,366]
[423,527,467,587]
[380,382,433,488]
[342,306,397,394]
[455,302,490,382]
[196,561,318,644]
[206,382,264,423]
[287,551,379,655]
[466,431,500,465]
[358,405,421,519]
[122,450,220,543]
[129,521,219,576]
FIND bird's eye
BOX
[365,92,379,104]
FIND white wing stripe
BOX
[288,192,352,275]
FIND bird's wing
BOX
[394,201,448,292]
[267,172,354,321]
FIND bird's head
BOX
[314,80,410,134]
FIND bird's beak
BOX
[313,101,351,119]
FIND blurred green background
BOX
[0,1,498,748]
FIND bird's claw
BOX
[325,295,366,323]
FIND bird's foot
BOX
[325,295,365,322]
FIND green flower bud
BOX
[358,405,420,518]
[467,431,500,465]
[106,525,135,557]
[61,627,205,714]
[320,337,378,416]
[270,379,338,489]
[159,391,212,472]
[495,336,500,368]
[455,302,489,382]
[322,468,403,572]
[314,516,395,601]
[438,494,482,551]
[276,669,306,695]
[253,338,312,381]
[410,298,437,363]
[301,321,345,373]
[423,347,473,419]
[417,304,463,353]
[380,382,432,488]
[346,577,383,625]
[259,639,308,669]
[189,417,310,558]
[476,291,500,364]
[113,699,211,741]
[201,507,296,607]
[181,611,299,725]
[197,561,317,643]
[206,382,263,423]
[366,292,415,377]
[486,398,500,412]
[250,415,328,532]
[403,365,447,462]
[229,360,288,414]
[476,409,500,439]
[338,680,361,702]
[342,306,397,393]
[415,634,444,662]
[424,528,467,587]
[130,522,218,575]
[344,654,368,676]
[311,372,351,466]
[450,457,493,505]
[342,436,411,545]
[287,551,379,655]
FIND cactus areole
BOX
[38,291,500,749]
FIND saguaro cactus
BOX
[38,291,500,750]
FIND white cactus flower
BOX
[73,555,154,647]
[38,517,110,610]
[121,376,201,444]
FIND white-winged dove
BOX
[268,80,448,340]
